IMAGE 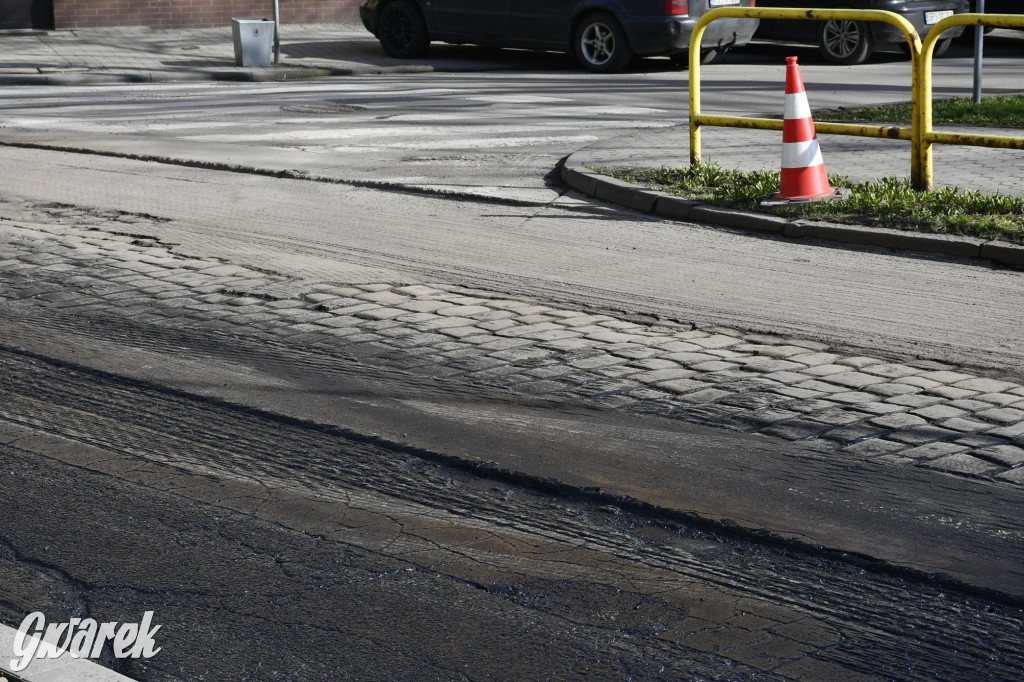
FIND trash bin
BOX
[231,18,275,67]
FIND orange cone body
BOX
[779,56,835,201]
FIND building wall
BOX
[53,0,361,29]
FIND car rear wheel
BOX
[817,19,873,65]
[574,13,633,72]
[378,0,429,59]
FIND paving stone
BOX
[664,352,722,366]
[887,426,961,445]
[835,356,883,369]
[843,439,907,459]
[874,454,917,465]
[476,319,518,332]
[952,377,1020,393]
[599,319,642,330]
[645,341,697,355]
[658,378,712,394]
[501,322,564,337]
[607,346,660,360]
[416,316,478,330]
[559,314,615,328]
[570,355,627,370]
[689,334,742,350]
[516,314,555,324]
[735,409,801,427]
[975,392,1024,406]
[939,418,992,433]
[822,424,890,444]
[356,307,408,320]
[822,372,883,389]
[918,370,975,384]
[859,363,922,379]
[629,358,681,371]
[585,330,642,344]
[762,371,808,385]
[953,434,1008,449]
[794,379,847,394]
[354,283,394,293]
[894,376,943,389]
[850,401,907,415]
[806,408,863,426]
[540,338,596,351]
[900,441,971,460]
[871,413,928,430]
[925,386,979,400]
[974,444,1024,467]
[438,325,483,338]
[398,300,449,313]
[324,302,379,315]
[691,360,740,372]
[786,399,837,413]
[719,392,790,409]
[757,345,812,359]
[773,386,823,400]
[462,335,529,350]
[827,391,878,405]
[976,407,1024,424]
[629,388,675,401]
[786,352,838,367]
[761,420,832,441]
[742,357,805,373]
[995,468,1024,484]
[799,364,850,377]
[393,285,443,296]
[923,454,1002,477]
[1011,387,1024,397]
[432,304,488,317]
[864,382,920,397]
[675,388,732,405]
[885,394,944,409]
[629,368,695,383]
[486,346,551,363]
[986,422,1024,439]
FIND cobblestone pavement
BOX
[2,197,1023,486]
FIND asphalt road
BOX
[1,42,1023,681]
[2,303,1023,681]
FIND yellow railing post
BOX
[688,9,1024,192]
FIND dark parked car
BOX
[360,0,760,72]
[754,0,970,64]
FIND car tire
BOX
[817,19,873,65]
[574,13,633,72]
[378,0,429,59]
[932,37,952,58]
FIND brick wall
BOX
[53,0,362,29]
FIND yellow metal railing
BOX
[689,8,1024,191]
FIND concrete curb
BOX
[560,153,1024,268]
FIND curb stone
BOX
[0,65,435,86]
[560,154,1024,268]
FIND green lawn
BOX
[817,94,1024,127]
[604,163,1024,244]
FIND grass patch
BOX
[604,162,1024,244]
[817,94,1024,127]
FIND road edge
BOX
[560,153,1024,268]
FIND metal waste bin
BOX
[231,18,275,67]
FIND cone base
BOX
[779,165,834,201]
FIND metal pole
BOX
[973,0,985,104]
[273,0,281,65]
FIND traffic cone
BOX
[778,56,835,201]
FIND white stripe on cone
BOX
[784,93,812,121]
[782,139,824,169]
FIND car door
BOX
[508,0,574,45]
[429,0,511,38]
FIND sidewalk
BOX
[0,23,554,85]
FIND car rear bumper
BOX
[872,2,970,44]
[620,15,760,56]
